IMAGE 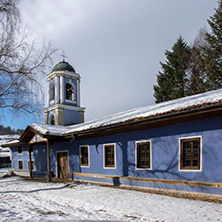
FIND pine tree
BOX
[187,28,208,95]
[202,0,222,90]
[153,37,190,103]
[187,46,205,95]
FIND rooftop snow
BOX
[64,88,222,135]
[30,123,71,136]
[8,89,222,138]
[0,135,20,148]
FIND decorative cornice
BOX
[47,71,81,80]
[44,104,85,112]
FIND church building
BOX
[44,60,85,126]
[2,61,222,196]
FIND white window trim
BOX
[103,143,116,169]
[135,140,152,170]
[178,135,202,172]
[80,145,90,168]
[56,150,69,178]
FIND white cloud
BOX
[15,0,219,125]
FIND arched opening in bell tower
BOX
[49,81,55,101]
[49,114,55,125]
[66,83,75,101]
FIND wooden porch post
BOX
[47,139,51,181]
[28,144,32,179]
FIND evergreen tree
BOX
[187,28,208,95]
[187,46,205,95]
[0,124,23,135]
[202,0,222,90]
[153,37,190,103]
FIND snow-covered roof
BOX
[0,147,10,152]
[1,139,20,148]
[0,148,11,157]
[25,89,222,137]
[2,89,222,143]
[30,123,71,136]
[0,135,20,148]
[64,88,222,135]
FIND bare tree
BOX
[0,0,57,117]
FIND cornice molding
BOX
[44,104,85,112]
[47,71,81,80]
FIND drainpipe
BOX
[47,139,51,181]
[28,144,32,179]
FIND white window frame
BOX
[103,143,116,169]
[80,145,90,168]
[178,136,202,172]
[135,140,152,170]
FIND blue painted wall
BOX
[71,117,222,182]
[63,109,79,125]
[11,117,222,194]
[11,143,47,177]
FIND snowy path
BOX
[0,169,222,221]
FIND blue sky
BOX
[1,0,219,130]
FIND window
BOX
[28,160,34,171]
[80,146,89,166]
[180,137,201,170]
[18,160,23,170]
[136,141,151,169]
[66,83,75,101]
[49,81,55,101]
[50,114,55,125]
[18,146,23,154]
[104,144,115,168]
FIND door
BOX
[57,152,68,179]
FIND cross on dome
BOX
[60,50,68,62]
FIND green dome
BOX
[52,61,75,72]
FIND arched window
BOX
[50,114,55,125]
[49,81,55,101]
[66,83,75,101]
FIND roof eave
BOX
[63,103,222,139]
[1,141,26,148]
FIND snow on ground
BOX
[0,169,221,222]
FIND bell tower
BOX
[44,60,85,126]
